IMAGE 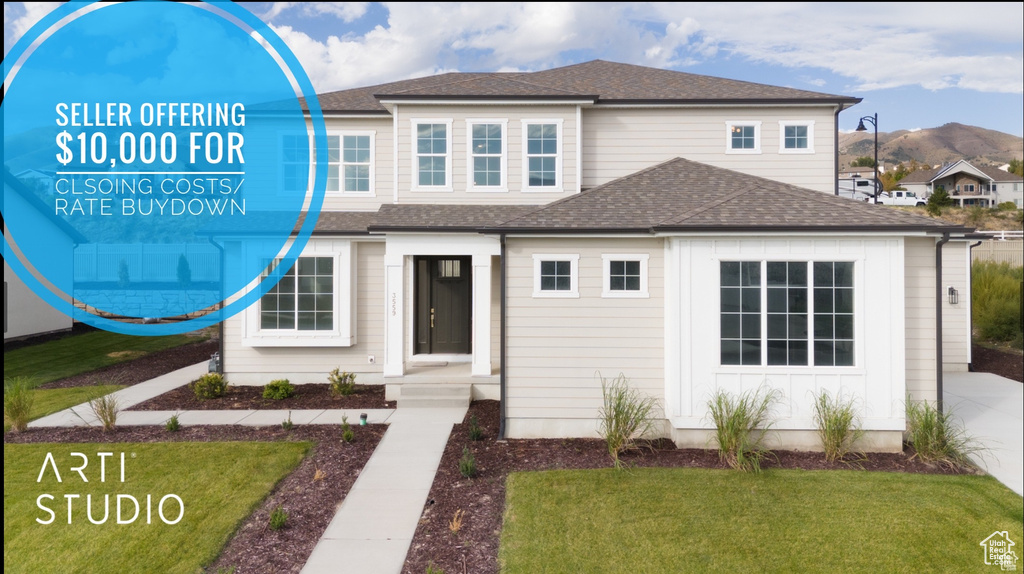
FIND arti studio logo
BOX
[981,531,1019,571]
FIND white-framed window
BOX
[467,119,508,192]
[720,260,854,367]
[601,254,649,298]
[532,254,579,298]
[725,121,761,154]
[522,119,563,192]
[243,240,355,347]
[964,184,975,193]
[778,120,815,154]
[412,119,453,191]
[281,133,311,193]
[337,131,375,194]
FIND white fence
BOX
[74,244,220,283]
[972,237,1023,266]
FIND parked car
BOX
[877,190,927,206]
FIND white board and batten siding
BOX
[665,237,908,436]
[222,240,386,385]
[504,237,665,438]
[581,106,837,193]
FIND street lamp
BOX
[855,113,879,204]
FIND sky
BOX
[5,2,1023,137]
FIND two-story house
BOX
[900,159,1024,208]
[220,60,976,451]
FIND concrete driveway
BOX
[943,372,1023,496]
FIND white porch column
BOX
[471,254,492,376]
[383,252,405,377]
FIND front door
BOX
[415,256,472,354]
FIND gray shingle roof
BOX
[900,163,1023,185]
[310,59,859,113]
[367,204,538,231]
[493,158,965,233]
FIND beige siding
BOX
[223,240,385,384]
[581,106,837,192]
[396,104,578,204]
[905,237,937,400]
[942,241,971,371]
[504,237,664,433]
[320,116,393,212]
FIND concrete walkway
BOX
[944,372,1023,496]
[28,362,467,573]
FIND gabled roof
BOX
[490,158,964,233]
[310,59,860,113]
[900,160,1023,185]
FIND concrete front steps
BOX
[397,384,471,409]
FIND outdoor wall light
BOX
[948,286,959,305]
[359,413,368,426]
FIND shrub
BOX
[972,261,1023,346]
[707,386,781,472]
[448,509,465,534]
[905,398,981,471]
[263,379,294,400]
[926,185,952,216]
[341,415,354,443]
[996,201,1018,211]
[598,373,659,469]
[426,563,445,574]
[90,392,120,432]
[468,414,484,441]
[281,411,294,431]
[165,413,180,432]
[812,390,864,463]
[328,368,356,397]
[4,376,37,432]
[268,505,288,531]
[192,373,228,400]
[459,446,476,478]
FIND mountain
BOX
[838,122,1023,170]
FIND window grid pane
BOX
[731,125,755,149]
[342,135,370,192]
[609,259,641,291]
[540,260,571,291]
[721,261,761,365]
[282,135,310,193]
[526,123,558,187]
[260,257,333,331]
[784,125,808,149]
[471,124,503,187]
[416,123,447,186]
[766,262,808,366]
[812,262,854,366]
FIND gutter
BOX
[935,233,950,412]
[498,233,508,440]
[208,236,226,375]
[834,106,841,196]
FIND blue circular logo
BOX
[2,1,327,335]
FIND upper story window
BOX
[779,121,815,154]
[602,254,650,298]
[467,119,507,192]
[281,134,310,193]
[523,119,563,192]
[720,260,855,367]
[726,121,762,154]
[532,254,579,298]
[339,132,374,194]
[412,119,453,191]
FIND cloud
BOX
[3,2,62,56]
[263,2,369,23]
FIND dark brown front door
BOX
[415,256,472,354]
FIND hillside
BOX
[839,122,1023,170]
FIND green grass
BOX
[5,385,126,433]
[3,330,206,386]
[4,442,308,574]
[972,261,1024,348]
[500,468,1023,573]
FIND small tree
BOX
[926,185,953,216]
[117,258,130,288]
[176,254,191,288]
[1009,158,1023,177]
[851,156,876,168]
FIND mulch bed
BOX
[5,423,386,574]
[128,384,395,411]
[401,400,975,574]
[37,339,220,389]
[972,343,1023,382]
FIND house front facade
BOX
[219,61,975,451]
[901,160,1024,208]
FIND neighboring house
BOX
[900,159,1024,207]
[4,170,85,342]
[219,60,976,451]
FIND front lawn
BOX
[4,442,308,574]
[500,468,1024,573]
[3,330,206,385]
[4,385,126,432]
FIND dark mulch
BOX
[5,423,385,574]
[401,400,975,574]
[128,383,395,411]
[37,339,220,389]
[972,343,1023,382]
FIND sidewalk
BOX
[944,371,1023,496]
[27,361,466,573]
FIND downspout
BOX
[966,240,982,372]
[935,233,950,412]
[834,106,841,196]
[208,236,225,374]
[498,233,508,440]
